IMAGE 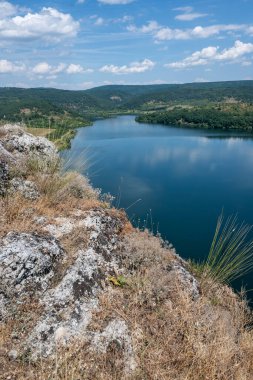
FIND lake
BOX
[64,115,253,296]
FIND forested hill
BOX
[1,81,253,147]
[1,81,253,121]
[86,81,253,109]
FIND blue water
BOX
[65,115,253,296]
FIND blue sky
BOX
[0,0,252,89]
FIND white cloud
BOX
[176,13,208,21]
[0,1,17,17]
[66,64,84,74]
[100,58,155,74]
[32,62,93,75]
[173,6,207,21]
[98,0,134,3]
[216,40,253,60]
[66,63,93,74]
[32,62,52,74]
[52,63,67,74]
[0,7,79,41]
[128,20,160,33]
[0,59,25,73]
[165,40,253,69]
[77,0,85,3]
[128,21,252,41]
[91,14,132,27]
[154,27,190,40]
[155,24,245,41]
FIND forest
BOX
[136,103,253,131]
[1,81,253,147]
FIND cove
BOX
[64,115,253,296]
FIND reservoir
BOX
[65,115,253,296]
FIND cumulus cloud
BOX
[32,62,52,74]
[165,40,253,69]
[66,64,93,74]
[0,59,25,73]
[32,62,93,75]
[127,20,160,33]
[155,24,245,41]
[128,21,252,41]
[100,58,155,74]
[0,1,17,17]
[98,0,134,4]
[173,6,208,21]
[0,6,79,41]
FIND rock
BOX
[34,216,48,225]
[169,263,200,300]
[45,216,87,238]
[8,350,18,361]
[27,211,124,359]
[2,129,57,159]
[0,123,24,136]
[0,160,10,196]
[91,319,136,374]
[0,232,65,316]
[10,178,40,200]
[0,143,15,163]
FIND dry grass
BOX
[25,127,55,138]
[1,143,253,379]
[1,231,253,380]
[0,155,104,237]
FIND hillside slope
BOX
[1,81,253,120]
[1,124,253,379]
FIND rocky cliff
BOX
[0,124,253,380]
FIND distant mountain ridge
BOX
[1,81,253,122]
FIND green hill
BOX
[1,81,253,119]
[1,81,253,147]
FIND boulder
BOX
[2,129,57,159]
[27,210,125,358]
[10,178,40,200]
[0,232,65,320]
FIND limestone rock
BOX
[0,160,10,196]
[92,319,137,374]
[2,128,57,159]
[0,142,15,163]
[0,123,24,136]
[27,211,124,358]
[169,263,200,300]
[10,178,40,200]
[0,232,64,319]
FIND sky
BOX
[0,0,252,89]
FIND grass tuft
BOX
[204,213,253,284]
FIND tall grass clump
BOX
[204,213,253,284]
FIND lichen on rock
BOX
[27,210,125,359]
[1,124,252,380]
[0,232,64,320]
[2,128,56,159]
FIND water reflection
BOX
[65,115,253,297]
